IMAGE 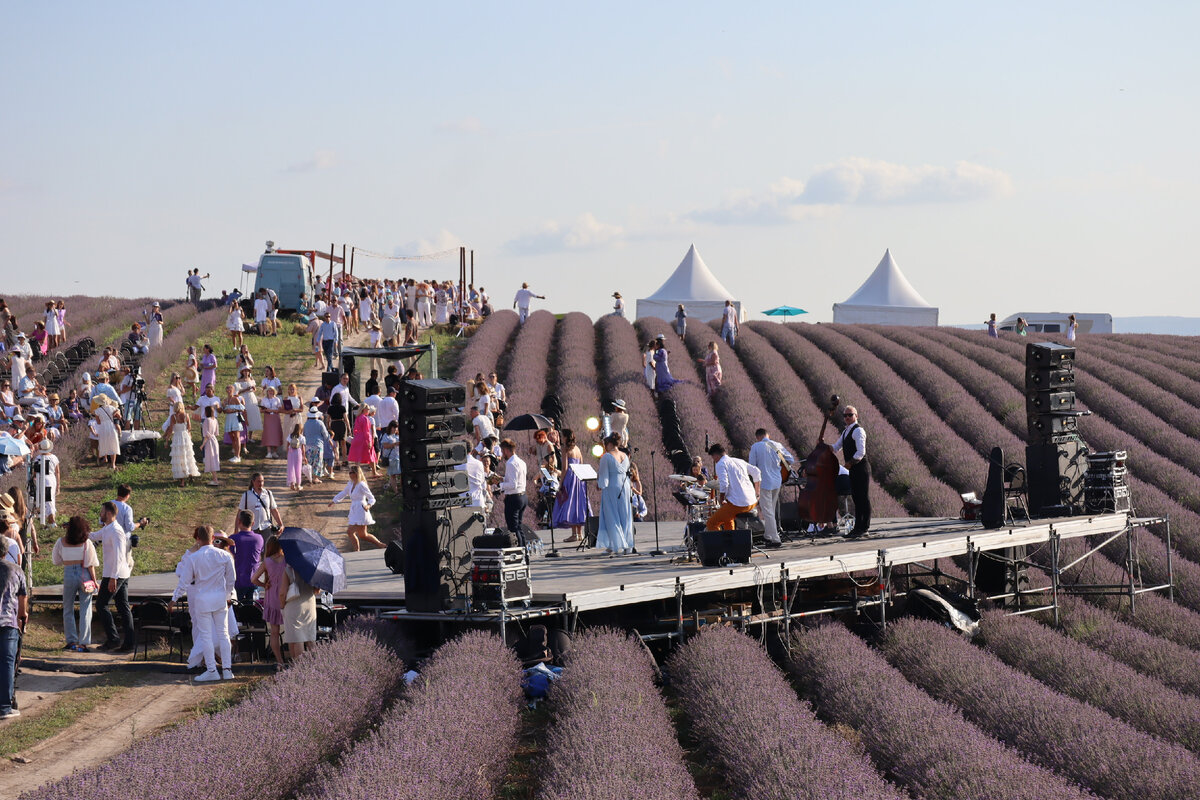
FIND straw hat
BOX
[0,493,14,522]
[38,439,53,452]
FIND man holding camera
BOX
[111,484,149,545]
[90,502,135,653]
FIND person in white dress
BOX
[234,367,262,444]
[253,290,271,337]
[147,302,164,348]
[327,465,385,552]
[164,401,201,486]
[434,285,449,325]
[44,301,61,341]
[226,304,245,349]
[643,342,656,390]
[94,397,121,469]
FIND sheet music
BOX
[570,463,598,481]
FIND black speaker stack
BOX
[398,378,474,612]
[1024,343,1088,516]
[1084,450,1131,514]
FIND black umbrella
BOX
[505,413,554,431]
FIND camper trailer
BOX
[999,312,1112,335]
[253,252,317,312]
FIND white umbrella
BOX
[0,432,30,457]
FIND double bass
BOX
[794,394,841,527]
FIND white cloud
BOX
[393,229,462,256]
[692,158,1014,224]
[438,116,486,134]
[282,149,338,174]
[503,213,625,255]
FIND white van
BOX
[998,312,1112,335]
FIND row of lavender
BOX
[22,631,401,800]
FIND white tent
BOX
[636,244,744,323]
[832,249,938,326]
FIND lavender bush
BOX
[1089,336,1200,402]
[305,631,522,800]
[501,309,558,421]
[140,301,228,394]
[668,625,904,800]
[789,623,1095,800]
[750,321,958,516]
[538,629,699,800]
[23,631,401,800]
[453,309,520,386]
[595,315,678,518]
[977,609,1200,751]
[881,618,1200,800]
[553,312,603,433]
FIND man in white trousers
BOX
[748,428,794,548]
[171,525,236,682]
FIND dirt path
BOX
[0,674,223,795]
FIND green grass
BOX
[0,671,140,757]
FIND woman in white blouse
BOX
[51,516,100,652]
[327,465,385,551]
[166,373,184,408]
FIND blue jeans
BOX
[721,324,736,348]
[0,626,19,714]
[62,565,93,646]
[322,339,336,368]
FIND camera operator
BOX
[110,484,149,553]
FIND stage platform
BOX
[34,513,1154,616]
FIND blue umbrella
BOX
[278,526,347,593]
[763,305,808,317]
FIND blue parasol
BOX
[278,526,347,594]
[762,305,808,318]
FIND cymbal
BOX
[669,474,697,483]
[705,480,720,490]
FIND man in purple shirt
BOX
[228,511,264,604]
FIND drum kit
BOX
[670,473,721,560]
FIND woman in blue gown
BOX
[653,338,680,393]
[596,434,634,554]
[553,429,590,543]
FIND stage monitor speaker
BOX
[695,529,752,567]
[1028,366,1075,391]
[384,540,404,575]
[1026,342,1076,369]
[401,505,485,612]
[398,378,466,412]
[399,440,468,471]
[402,469,469,499]
[1026,437,1088,515]
[399,412,468,442]
[1026,390,1076,415]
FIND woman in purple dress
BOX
[199,344,218,395]
[653,338,680,393]
[554,430,590,542]
[251,535,288,667]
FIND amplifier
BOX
[695,529,752,567]
[1087,450,1127,468]
[1027,413,1079,437]
[398,378,467,412]
[1026,342,1076,368]
[1084,468,1128,487]
[399,412,467,441]
[1027,390,1076,414]
[399,440,468,470]
[1085,484,1132,514]
[402,469,469,498]
[1028,366,1075,391]
[471,547,532,609]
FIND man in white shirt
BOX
[720,299,739,348]
[90,502,135,652]
[172,525,236,682]
[831,405,870,538]
[471,406,495,443]
[330,373,360,411]
[512,282,545,324]
[494,438,528,536]
[460,450,490,512]
[235,472,283,534]
[611,292,625,318]
[705,443,761,532]
[375,386,400,432]
[253,290,272,337]
[748,428,794,547]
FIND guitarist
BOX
[748,428,794,548]
[832,406,870,538]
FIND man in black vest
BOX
[832,405,870,538]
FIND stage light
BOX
[585,416,600,432]
[591,443,604,458]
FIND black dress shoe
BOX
[763,540,783,549]
[846,529,868,539]
[99,640,121,651]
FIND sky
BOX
[2,2,1197,324]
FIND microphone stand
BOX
[649,449,664,556]
[545,488,560,558]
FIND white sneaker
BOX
[229,456,242,463]
[0,708,19,718]
[222,669,234,680]
[194,670,221,683]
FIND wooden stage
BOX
[35,513,1155,617]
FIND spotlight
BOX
[591,443,604,458]
[585,416,600,432]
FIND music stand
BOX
[649,449,665,556]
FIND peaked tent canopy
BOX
[832,249,938,326]
[636,244,745,323]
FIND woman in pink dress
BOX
[346,405,378,475]
[701,341,723,395]
[200,405,221,485]
[259,385,284,458]
[251,535,288,667]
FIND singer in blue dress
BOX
[596,434,634,554]
[552,431,590,542]
[653,339,680,393]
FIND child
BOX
[287,423,306,491]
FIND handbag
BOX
[81,578,98,595]
[285,581,300,602]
